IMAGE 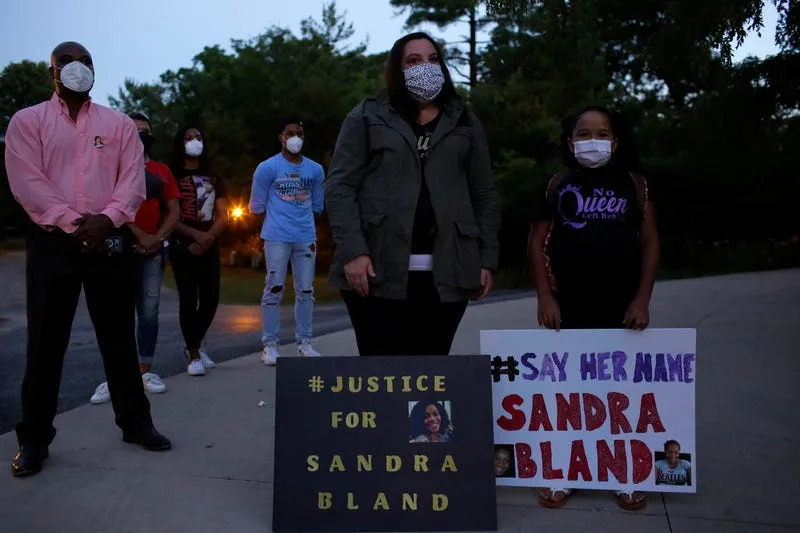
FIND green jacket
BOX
[325,94,501,302]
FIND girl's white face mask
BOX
[573,139,612,168]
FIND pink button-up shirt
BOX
[4,92,145,234]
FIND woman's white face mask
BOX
[185,139,204,157]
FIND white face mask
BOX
[285,136,303,155]
[403,63,445,103]
[185,139,204,157]
[57,61,94,93]
[573,139,613,168]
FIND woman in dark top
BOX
[528,106,660,510]
[326,32,501,357]
[169,125,228,376]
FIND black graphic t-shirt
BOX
[532,166,644,301]
[409,114,441,255]
[174,169,229,231]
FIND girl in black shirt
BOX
[528,106,660,510]
[169,125,228,376]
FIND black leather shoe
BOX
[123,426,172,451]
[11,446,49,477]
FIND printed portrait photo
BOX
[192,176,216,221]
[408,400,453,443]
[654,439,692,486]
[494,444,516,478]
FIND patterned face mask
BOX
[403,63,445,103]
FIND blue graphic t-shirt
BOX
[655,459,691,485]
[249,153,324,242]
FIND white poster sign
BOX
[481,329,696,493]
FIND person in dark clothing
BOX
[326,32,501,357]
[4,41,171,478]
[169,126,228,376]
[528,105,660,510]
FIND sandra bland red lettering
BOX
[512,439,653,483]
[497,392,666,434]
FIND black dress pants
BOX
[16,227,152,448]
[169,241,220,350]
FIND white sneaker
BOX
[90,382,110,404]
[261,345,279,366]
[187,358,206,376]
[198,348,216,369]
[142,372,167,394]
[298,340,321,357]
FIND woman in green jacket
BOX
[326,31,501,356]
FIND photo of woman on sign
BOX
[655,440,692,486]
[408,400,453,443]
[494,445,516,478]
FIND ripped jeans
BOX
[136,252,164,365]
[261,241,316,346]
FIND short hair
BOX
[128,111,151,129]
[494,444,516,477]
[664,439,680,451]
[278,118,304,134]
[409,400,451,439]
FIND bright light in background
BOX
[231,206,244,220]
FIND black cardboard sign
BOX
[272,355,497,532]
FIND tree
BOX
[0,60,52,134]
[390,0,492,88]
[469,0,800,272]
[0,60,52,238]
[111,2,384,189]
[108,2,385,270]
[484,0,798,59]
[103,0,798,277]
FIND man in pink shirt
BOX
[4,41,171,477]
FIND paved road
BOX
[1,268,798,532]
[0,251,529,434]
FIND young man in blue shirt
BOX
[249,119,325,365]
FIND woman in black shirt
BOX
[169,125,228,376]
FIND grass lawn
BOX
[0,238,25,256]
[163,264,342,306]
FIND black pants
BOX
[557,295,631,329]
[170,242,220,350]
[341,272,468,356]
[17,227,152,448]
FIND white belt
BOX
[408,254,433,271]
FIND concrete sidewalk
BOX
[1,269,798,532]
